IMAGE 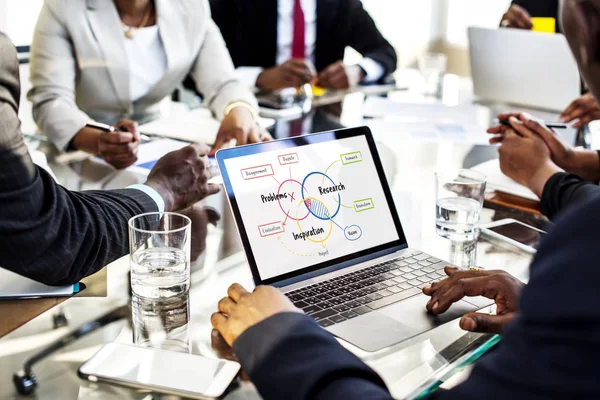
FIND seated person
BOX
[500,0,560,30]
[209,0,397,90]
[209,1,600,397]
[28,0,269,170]
[487,112,600,220]
[501,1,600,129]
[1,32,218,286]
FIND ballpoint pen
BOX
[85,121,152,143]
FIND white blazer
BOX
[28,0,256,150]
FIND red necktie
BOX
[291,0,305,59]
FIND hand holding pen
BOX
[85,119,142,170]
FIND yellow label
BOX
[531,17,556,34]
[312,86,326,97]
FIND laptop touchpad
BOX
[380,293,479,331]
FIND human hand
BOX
[179,204,220,261]
[423,266,524,334]
[317,61,365,90]
[500,4,533,29]
[210,106,272,155]
[560,93,600,129]
[487,114,563,196]
[256,59,316,90]
[145,142,221,211]
[211,284,301,346]
[97,119,140,169]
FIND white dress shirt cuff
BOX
[359,58,386,84]
[236,67,264,88]
[127,184,166,213]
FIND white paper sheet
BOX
[363,97,482,124]
[471,159,538,201]
[0,268,78,298]
[366,119,491,145]
[140,107,275,143]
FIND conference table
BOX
[0,71,546,399]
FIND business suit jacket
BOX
[230,194,600,398]
[28,0,256,151]
[512,0,561,32]
[209,0,397,78]
[1,33,158,286]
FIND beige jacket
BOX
[28,0,256,150]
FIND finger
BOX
[459,312,516,334]
[206,183,222,196]
[205,207,221,226]
[210,312,229,336]
[227,283,250,302]
[115,119,139,136]
[561,99,582,121]
[100,132,135,144]
[283,63,313,81]
[99,142,138,154]
[489,136,504,145]
[218,296,237,316]
[247,126,262,144]
[507,116,534,138]
[573,113,600,129]
[282,71,306,87]
[496,112,522,121]
[563,105,589,123]
[423,267,490,297]
[428,275,498,314]
[521,116,560,145]
[487,125,510,134]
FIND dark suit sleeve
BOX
[0,33,157,286]
[345,0,397,77]
[510,0,559,18]
[233,312,393,400]
[232,194,600,400]
[539,172,600,221]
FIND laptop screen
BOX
[217,127,407,285]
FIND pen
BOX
[498,119,568,130]
[85,121,152,143]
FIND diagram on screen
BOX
[240,150,376,258]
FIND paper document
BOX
[366,119,490,145]
[0,268,79,299]
[128,139,190,176]
[363,97,483,124]
[140,107,275,143]
[471,159,538,201]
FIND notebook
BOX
[0,268,81,299]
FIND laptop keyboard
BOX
[284,251,447,328]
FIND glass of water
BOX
[418,52,447,98]
[129,212,191,299]
[435,170,487,242]
[132,291,191,353]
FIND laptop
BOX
[216,127,490,352]
[468,27,580,112]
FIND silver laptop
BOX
[468,27,580,112]
[215,127,490,352]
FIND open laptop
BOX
[216,127,490,352]
[468,27,580,112]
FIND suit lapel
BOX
[85,0,130,108]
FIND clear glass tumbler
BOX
[129,212,191,299]
[435,170,487,242]
[418,52,448,98]
[132,291,191,353]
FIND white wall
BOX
[0,0,43,46]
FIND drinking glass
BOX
[418,52,447,98]
[132,291,191,353]
[129,212,191,299]
[435,170,487,242]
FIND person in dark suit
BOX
[501,0,560,30]
[0,32,219,287]
[500,0,600,126]
[209,0,397,90]
[208,1,600,397]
